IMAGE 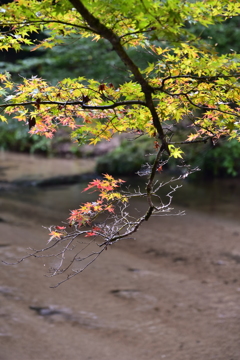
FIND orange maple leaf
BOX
[49,231,63,238]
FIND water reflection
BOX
[172,178,240,220]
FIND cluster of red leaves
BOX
[67,174,126,237]
[49,174,126,241]
[83,174,124,192]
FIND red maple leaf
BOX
[85,231,97,237]
[92,226,101,231]
[83,179,102,192]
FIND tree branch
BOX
[168,136,211,145]
[0,99,148,110]
[152,74,240,92]
[183,94,240,117]
[0,20,97,34]
[119,25,154,40]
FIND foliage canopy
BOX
[1,0,240,284]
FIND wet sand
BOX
[0,152,240,360]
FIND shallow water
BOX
[1,172,240,224]
[0,151,239,222]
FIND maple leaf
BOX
[83,179,102,192]
[68,210,90,227]
[49,231,63,238]
[103,174,114,181]
[92,226,101,231]
[99,191,108,200]
[101,183,114,191]
[85,231,97,237]
[82,175,124,193]
[99,84,106,91]
[106,205,115,213]
[48,230,64,243]
[154,141,160,149]
[187,133,199,142]
[117,179,126,184]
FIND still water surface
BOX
[1,174,239,224]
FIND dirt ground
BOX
[0,152,240,360]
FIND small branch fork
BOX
[0,19,97,34]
